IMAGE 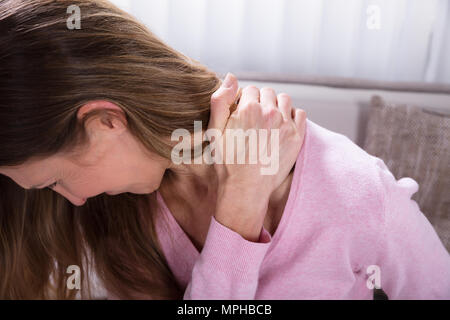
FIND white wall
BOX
[110,0,450,84]
[238,80,450,146]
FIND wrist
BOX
[216,187,269,212]
[217,178,272,203]
[214,185,269,241]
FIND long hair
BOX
[0,0,222,299]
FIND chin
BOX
[133,187,155,194]
[106,182,158,196]
[125,186,157,195]
[106,189,149,196]
[106,191,120,195]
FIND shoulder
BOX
[287,121,450,298]
[305,119,386,182]
[298,119,389,218]
[288,120,396,254]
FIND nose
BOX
[53,185,86,206]
[70,197,87,207]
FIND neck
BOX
[161,161,218,205]
[159,159,294,223]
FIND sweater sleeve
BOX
[376,162,450,299]
[183,215,272,300]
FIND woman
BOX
[1,0,449,300]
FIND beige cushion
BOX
[363,95,450,253]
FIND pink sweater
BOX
[154,119,450,299]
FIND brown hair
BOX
[0,0,222,299]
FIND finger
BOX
[260,87,278,111]
[277,93,292,121]
[294,108,306,129]
[237,85,260,109]
[207,72,239,134]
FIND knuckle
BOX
[266,108,282,122]
[278,92,291,101]
[278,94,292,107]
[244,85,258,92]
[248,101,261,109]
[267,107,278,116]
[261,87,275,94]
[240,101,260,114]
[210,93,221,104]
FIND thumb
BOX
[207,72,239,134]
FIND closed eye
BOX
[47,181,58,190]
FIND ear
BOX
[77,100,127,132]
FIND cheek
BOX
[68,158,168,195]
[97,173,126,191]
[69,178,104,198]
[63,168,107,197]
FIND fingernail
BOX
[222,72,234,88]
